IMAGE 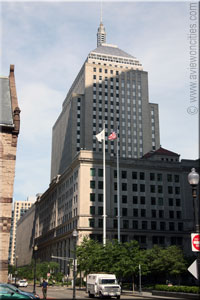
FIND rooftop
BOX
[0,76,13,127]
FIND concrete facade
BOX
[9,198,36,265]
[16,149,197,274]
[15,204,36,267]
[0,65,20,282]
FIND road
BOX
[22,285,190,299]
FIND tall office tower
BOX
[8,197,36,265]
[51,23,160,179]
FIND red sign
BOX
[191,233,200,252]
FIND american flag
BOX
[108,132,117,140]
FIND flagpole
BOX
[103,121,106,246]
[117,128,120,243]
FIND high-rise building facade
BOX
[51,23,160,179]
[9,197,36,265]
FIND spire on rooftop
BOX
[97,22,106,47]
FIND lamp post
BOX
[15,256,18,285]
[188,168,200,281]
[72,229,78,300]
[33,245,38,294]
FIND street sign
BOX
[191,233,200,252]
[188,259,198,280]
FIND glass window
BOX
[150,173,155,181]
[90,168,96,176]
[158,185,163,193]
[90,193,95,202]
[133,196,138,204]
[159,210,164,218]
[168,186,173,194]
[167,174,172,182]
[121,170,127,179]
[122,183,127,191]
[175,187,180,195]
[132,220,138,229]
[169,211,174,218]
[98,194,103,202]
[142,221,148,229]
[90,181,95,189]
[90,206,95,215]
[98,219,103,228]
[132,172,137,179]
[157,174,162,181]
[122,195,127,203]
[140,196,145,204]
[98,169,103,177]
[140,184,145,192]
[158,198,163,205]
[160,222,165,230]
[151,197,156,205]
[151,210,156,218]
[150,185,155,193]
[113,219,118,228]
[174,175,180,182]
[169,222,175,231]
[168,198,173,206]
[132,184,137,192]
[141,209,146,217]
[98,206,103,215]
[123,220,129,229]
[133,209,138,217]
[176,199,181,206]
[151,221,157,230]
[98,181,103,189]
[122,208,127,216]
[89,218,95,227]
[140,172,145,180]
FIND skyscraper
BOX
[51,22,160,179]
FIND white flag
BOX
[96,129,105,142]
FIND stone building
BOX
[0,65,20,282]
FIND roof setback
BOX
[142,147,180,159]
[0,77,13,126]
[90,44,136,59]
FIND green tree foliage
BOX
[77,239,187,285]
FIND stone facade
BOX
[0,65,20,282]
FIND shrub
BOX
[155,284,200,294]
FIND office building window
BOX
[89,218,95,227]
[98,206,103,215]
[159,210,164,218]
[122,195,127,203]
[90,206,95,215]
[157,174,162,181]
[140,184,145,192]
[142,221,148,229]
[169,211,174,219]
[132,172,137,179]
[141,209,146,217]
[168,198,173,206]
[150,173,155,181]
[90,181,95,189]
[168,186,173,194]
[158,185,163,193]
[167,174,172,182]
[140,196,145,204]
[160,222,166,231]
[98,194,103,202]
[98,181,103,189]
[133,196,138,204]
[158,198,163,205]
[122,208,127,216]
[151,221,157,230]
[132,184,138,192]
[132,220,138,229]
[169,222,175,231]
[113,219,118,228]
[90,168,96,177]
[174,175,180,182]
[123,220,129,229]
[176,199,181,206]
[151,210,156,218]
[122,183,127,191]
[98,219,103,228]
[151,197,156,205]
[90,193,95,202]
[140,172,145,180]
[121,170,127,179]
[98,169,103,177]
[133,209,138,217]
[178,222,183,231]
[150,185,155,193]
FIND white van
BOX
[87,273,121,299]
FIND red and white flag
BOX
[108,132,117,140]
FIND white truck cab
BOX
[87,273,121,299]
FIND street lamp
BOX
[33,245,38,294]
[15,256,18,285]
[72,229,78,300]
[188,168,200,233]
[188,168,200,281]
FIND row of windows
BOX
[90,193,181,207]
[88,218,183,231]
[90,206,181,219]
[90,180,180,195]
[91,168,180,183]
[90,234,183,246]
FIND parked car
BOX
[0,284,40,299]
[17,280,28,287]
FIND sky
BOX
[1,0,199,202]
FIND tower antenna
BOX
[100,0,103,23]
